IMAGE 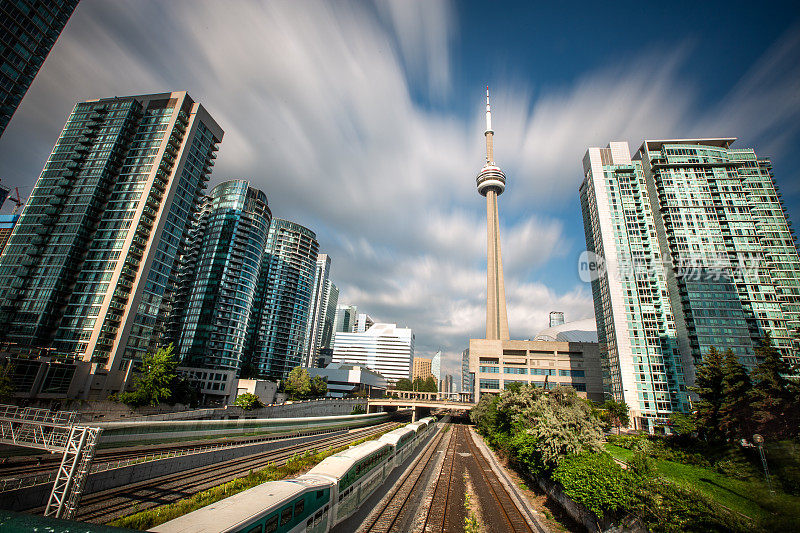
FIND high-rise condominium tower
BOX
[304,254,338,367]
[477,88,509,340]
[0,92,222,381]
[581,139,800,428]
[245,219,318,379]
[171,180,271,372]
[0,0,80,138]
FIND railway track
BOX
[359,423,451,533]
[0,425,353,479]
[421,424,461,533]
[463,427,534,533]
[28,421,399,524]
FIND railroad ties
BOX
[359,422,539,533]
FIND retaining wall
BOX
[0,429,347,512]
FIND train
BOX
[151,417,437,533]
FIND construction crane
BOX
[9,187,23,214]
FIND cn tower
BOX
[476,88,510,340]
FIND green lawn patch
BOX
[605,443,800,527]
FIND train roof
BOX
[306,440,390,480]
[151,477,330,533]
[379,427,415,445]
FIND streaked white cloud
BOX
[0,1,798,381]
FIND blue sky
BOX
[0,1,799,379]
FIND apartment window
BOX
[479,379,499,390]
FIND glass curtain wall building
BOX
[170,180,271,372]
[580,142,689,428]
[638,139,800,369]
[581,139,800,428]
[0,0,80,138]
[303,253,337,367]
[0,92,222,391]
[245,218,318,379]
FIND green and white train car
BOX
[152,417,439,533]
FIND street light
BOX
[752,434,774,494]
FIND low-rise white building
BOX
[308,363,387,398]
[332,323,413,383]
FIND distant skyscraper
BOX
[431,350,442,384]
[304,254,337,367]
[461,348,473,400]
[580,139,800,428]
[171,180,271,372]
[549,311,565,328]
[355,313,374,333]
[477,88,509,341]
[333,304,358,333]
[412,357,432,382]
[332,323,414,383]
[320,283,339,350]
[0,0,80,138]
[245,218,318,379]
[0,92,222,386]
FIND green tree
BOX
[552,451,634,518]
[691,346,725,440]
[284,367,312,400]
[395,378,413,391]
[718,349,752,441]
[603,399,630,434]
[234,392,265,410]
[311,375,328,398]
[116,344,179,407]
[668,411,697,436]
[749,334,800,439]
[0,360,16,403]
[423,376,438,392]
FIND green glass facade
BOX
[582,139,800,428]
[245,219,318,379]
[639,139,800,369]
[0,92,222,378]
[0,0,79,138]
[171,180,271,372]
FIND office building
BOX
[470,339,604,403]
[245,218,318,379]
[334,304,358,333]
[332,323,414,383]
[431,350,442,384]
[321,283,339,351]
[0,92,222,397]
[355,312,374,333]
[0,0,80,138]
[461,348,473,401]
[0,214,19,254]
[412,356,432,381]
[580,139,800,428]
[534,317,598,343]
[303,254,338,367]
[170,180,271,372]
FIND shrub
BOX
[552,451,634,519]
[234,392,264,410]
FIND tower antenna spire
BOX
[484,86,494,163]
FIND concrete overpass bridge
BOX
[367,391,476,421]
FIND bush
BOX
[552,451,634,518]
[234,393,264,410]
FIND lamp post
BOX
[752,434,774,494]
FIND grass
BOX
[108,424,400,530]
[605,443,800,526]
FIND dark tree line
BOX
[690,334,800,442]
